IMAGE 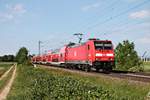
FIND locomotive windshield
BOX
[94,41,112,50]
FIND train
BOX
[32,38,115,72]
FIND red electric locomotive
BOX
[65,38,115,71]
[32,38,115,71]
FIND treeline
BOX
[0,55,15,62]
[0,47,32,64]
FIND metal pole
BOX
[38,41,42,55]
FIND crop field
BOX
[7,65,114,100]
[7,65,150,100]
[144,62,150,72]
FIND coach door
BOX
[87,44,90,64]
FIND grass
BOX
[143,62,150,72]
[8,65,150,100]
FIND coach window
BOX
[88,45,90,50]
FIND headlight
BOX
[96,53,103,56]
[106,54,113,56]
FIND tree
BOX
[115,40,143,71]
[15,47,29,64]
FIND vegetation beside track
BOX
[39,65,150,100]
[144,62,150,72]
[7,65,150,100]
[7,65,114,100]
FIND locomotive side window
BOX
[88,45,90,50]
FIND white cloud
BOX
[129,10,150,19]
[0,13,13,19]
[81,2,100,12]
[0,13,14,22]
[0,3,26,22]
[137,35,150,44]
[11,4,26,14]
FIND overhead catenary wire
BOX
[83,0,150,31]
[37,0,150,54]
[101,20,148,36]
[39,33,76,53]
[78,0,119,32]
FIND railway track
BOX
[38,64,150,83]
[108,72,150,83]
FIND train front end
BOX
[92,40,115,71]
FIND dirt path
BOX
[0,65,14,81]
[0,64,17,100]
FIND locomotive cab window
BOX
[94,41,112,50]
[94,41,103,50]
[104,43,112,50]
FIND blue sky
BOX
[0,0,150,57]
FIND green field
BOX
[143,62,150,72]
[7,65,150,100]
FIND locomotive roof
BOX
[67,39,112,48]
